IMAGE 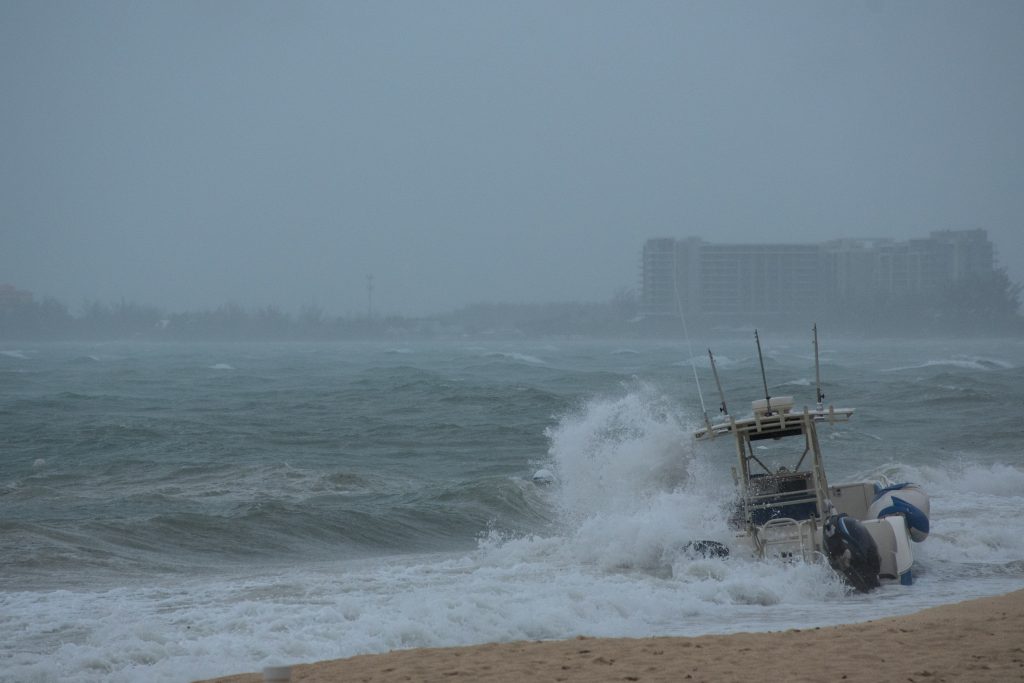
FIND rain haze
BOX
[2,1,1023,317]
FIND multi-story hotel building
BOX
[641,229,995,320]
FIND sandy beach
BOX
[199,588,1024,683]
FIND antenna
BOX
[673,252,708,423]
[709,348,729,416]
[813,323,824,409]
[754,329,771,413]
[366,274,374,319]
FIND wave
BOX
[882,357,1015,372]
[9,391,1024,682]
[894,461,1024,498]
[672,354,740,369]
[466,387,732,579]
[542,386,697,522]
[0,457,557,582]
[67,354,102,364]
[482,351,547,365]
[1,544,849,683]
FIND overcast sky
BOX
[2,1,1023,316]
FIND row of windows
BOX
[641,233,995,316]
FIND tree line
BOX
[0,289,643,340]
[1,274,1020,341]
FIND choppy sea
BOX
[2,336,1023,682]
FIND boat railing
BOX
[744,469,821,523]
[744,488,821,525]
[755,517,819,562]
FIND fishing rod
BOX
[813,323,825,410]
[709,348,729,416]
[754,329,771,414]
[673,259,709,428]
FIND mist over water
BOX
[2,338,1023,682]
[4,3,1024,316]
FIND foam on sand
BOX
[198,589,1024,683]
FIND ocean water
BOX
[2,336,1023,682]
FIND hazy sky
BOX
[3,1,1023,316]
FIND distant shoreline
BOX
[3,292,1023,341]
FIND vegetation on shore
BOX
[1,272,1021,341]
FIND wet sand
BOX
[199,588,1024,682]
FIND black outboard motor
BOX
[823,514,881,592]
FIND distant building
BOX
[822,229,994,301]
[0,284,33,310]
[641,229,997,320]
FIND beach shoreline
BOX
[198,588,1024,682]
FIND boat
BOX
[693,326,930,591]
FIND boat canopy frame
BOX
[696,405,854,533]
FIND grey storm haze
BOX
[2,1,1023,317]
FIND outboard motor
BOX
[870,483,930,542]
[823,514,881,592]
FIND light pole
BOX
[366,274,374,319]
